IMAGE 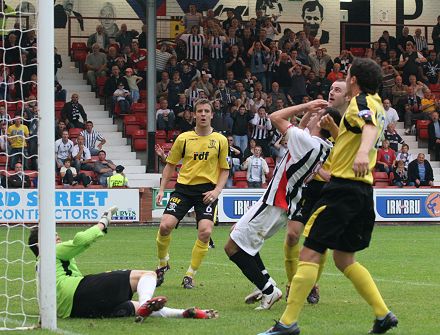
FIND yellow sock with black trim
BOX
[156,231,171,267]
[280,261,319,325]
[186,239,209,277]
[284,242,300,283]
[344,262,389,318]
[316,250,328,283]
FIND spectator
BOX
[273,134,288,165]
[7,162,31,188]
[250,106,272,157]
[7,115,29,170]
[225,135,242,188]
[80,121,106,156]
[397,26,415,56]
[246,89,265,114]
[185,79,203,107]
[4,33,20,65]
[94,150,116,186]
[326,63,344,83]
[408,153,434,187]
[242,145,269,188]
[167,71,185,107]
[395,143,414,170]
[413,28,428,54]
[392,160,410,187]
[243,138,257,160]
[55,81,67,102]
[428,111,440,160]
[178,108,195,132]
[113,82,132,114]
[378,30,398,54]
[138,24,147,49]
[0,121,7,152]
[61,93,87,129]
[156,98,175,131]
[384,123,404,152]
[432,15,440,54]
[124,67,142,103]
[178,26,205,64]
[383,98,399,127]
[381,61,399,101]
[308,49,328,76]
[71,135,93,172]
[226,45,246,80]
[0,106,11,124]
[421,88,438,115]
[316,67,332,99]
[333,49,354,74]
[423,50,440,85]
[182,4,203,32]
[197,73,215,99]
[212,99,232,133]
[400,87,423,134]
[408,74,427,98]
[207,28,229,80]
[388,49,399,67]
[87,25,110,51]
[55,130,73,171]
[248,41,269,89]
[104,65,129,114]
[60,158,91,187]
[270,81,288,107]
[105,46,119,75]
[375,41,389,62]
[55,120,67,140]
[130,41,147,85]
[55,47,62,77]
[85,43,107,91]
[156,42,176,78]
[156,71,170,102]
[376,139,396,174]
[26,105,38,170]
[107,165,128,188]
[391,75,408,106]
[288,63,309,104]
[399,41,425,85]
[115,23,138,50]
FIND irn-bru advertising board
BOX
[217,188,440,223]
[0,189,140,223]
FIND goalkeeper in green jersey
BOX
[28,206,218,321]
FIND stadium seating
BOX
[155,130,167,144]
[167,129,180,142]
[132,129,147,151]
[233,171,247,186]
[373,171,390,186]
[68,128,83,142]
[131,102,146,114]
[234,180,248,188]
[416,119,431,141]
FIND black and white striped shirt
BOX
[209,36,226,59]
[250,114,272,140]
[180,33,205,61]
[262,126,332,219]
[80,129,104,150]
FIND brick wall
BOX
[370,0,439,45]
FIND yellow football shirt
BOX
[330,93,385,185]
[7,124,29,148]
[166,130,229,185]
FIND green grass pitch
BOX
[1,225,440,335]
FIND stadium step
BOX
[56,53,155,187]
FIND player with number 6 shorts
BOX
[155,99,229,289]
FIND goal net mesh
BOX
[0,0,40,330]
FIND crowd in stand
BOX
[2,5,440,189]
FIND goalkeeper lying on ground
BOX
[28,206,218,321]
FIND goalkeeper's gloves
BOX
[99,206,118,232]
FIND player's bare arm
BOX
[270,100,328,134]
[156,163,177,205]
[353,123,378,178]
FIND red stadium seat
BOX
[416,119,431,140]
[167,130,180,142]
[139,90,147,103]
[71,42,87,52]
[428,83,440,93]
[350,48,365,57]
[265,157,275,169]
[234,181,248,188]
[96,76,108,98]
[373,171,390,186]
[131,102,146,114]
[132,129,147,151]
[233,171,247,186]
[155,130,167,144]
[123,115,139,138]
[68,128,83,142]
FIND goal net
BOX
[0,0,56,330]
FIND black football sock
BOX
[253,252,271,280]
[229,249,271,292]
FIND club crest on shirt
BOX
[358,109,373,122]
[208,139,217,149]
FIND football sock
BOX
[280,261,319,325]
[284,242,300,283]
[186,239,209,277]
[253,253,274,283]
[156,231,171,267]
[316,250,327,282]
[151,307,185,318]
[137,273,157,306]
[344,262,389,318]
[229,249,271,291]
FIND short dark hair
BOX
[302,0,324,19]
[28,227,39,257]
[86,121,93,126]
[98,150,106,155]
[320,107,342,139]
[349,58,383,94]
